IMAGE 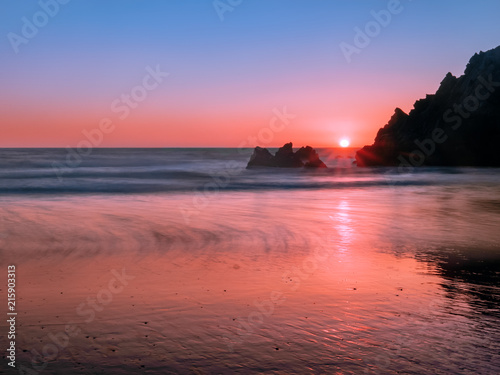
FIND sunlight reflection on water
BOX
[1,183,499,374]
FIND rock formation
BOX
[246,146,275,167]
[247,142,327,168]
[356,45,500,167]
[273,142,304,167]
[295,146,328,168]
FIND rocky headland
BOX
[356,45,500,167]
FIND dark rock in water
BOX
[305,159,327,168]
[246,143,327,168]
[274,142,304,167]
[296,146,327,168]
[356,45,500,167]
[247,146,276,167]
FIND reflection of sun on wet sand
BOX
[4,187,499,373]
[15,244,441,373]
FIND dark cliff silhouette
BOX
[247,142,327,168]
[356,45,500,167]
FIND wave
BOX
[0,148,499,195]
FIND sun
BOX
[339,139,350,148]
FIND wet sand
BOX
[1,188,500,374]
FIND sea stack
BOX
[247,142,327,168]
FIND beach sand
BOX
[2,188,499,374]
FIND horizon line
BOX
[0,145,363,149]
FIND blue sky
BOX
[1,0,500,146]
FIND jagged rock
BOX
[246,143,327,168]
[274,142,304,167]
[296,146,327,168]
[247,146,276,167]
[356,108,408,166]
[356,45,500,167]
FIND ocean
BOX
[0,148,499,374]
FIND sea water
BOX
[0,148,499,374]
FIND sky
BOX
[1,0,500,148]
